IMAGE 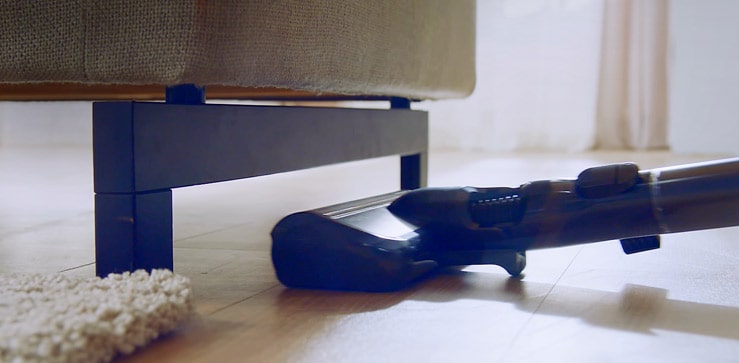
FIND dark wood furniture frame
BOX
[92,85,428,276]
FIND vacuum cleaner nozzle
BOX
[271,192,438,292]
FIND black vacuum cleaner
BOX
[271,158,739,292]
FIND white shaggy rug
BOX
[0,269,193,363]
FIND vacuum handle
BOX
[648,157,739,233]
[521,157,739,250]
[390,157,739,252]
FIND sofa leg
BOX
[95,190,173,277]
[391,97,427,190]
[401,152,427,190]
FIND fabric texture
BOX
[0,269,193,363]
[0,0,476,100]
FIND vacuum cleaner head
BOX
[271,192,438,292]
[271,191,528,292]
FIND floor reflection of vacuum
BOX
[271,158,739,292]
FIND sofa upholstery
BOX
[0,0,475,100]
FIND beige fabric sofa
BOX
[0,1,476,276]
[1,0,475,99]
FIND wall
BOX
[426,0,604,152]
[668,0,739,155]
[0,101,92,147]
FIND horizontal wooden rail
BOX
[93,102,428,193]
[0,83,390,101]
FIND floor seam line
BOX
[206,284,281,316]
[499,247,584,362]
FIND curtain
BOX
[427,0,670,152]
[595,0,669,149]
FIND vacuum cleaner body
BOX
[272,158,739,292]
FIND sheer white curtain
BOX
[427,0,669,152]
[596,0,668,149]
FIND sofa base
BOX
[92,94,428,276]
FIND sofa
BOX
[0,0,476,276]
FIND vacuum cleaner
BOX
[271,157,739,292]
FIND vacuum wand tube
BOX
[388,158,739,274]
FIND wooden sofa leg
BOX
[401,152,428,190]
[95,190,173,276]
[391,97,428,190]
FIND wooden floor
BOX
[1,146,738,362]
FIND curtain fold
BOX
[595,0,669,149]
